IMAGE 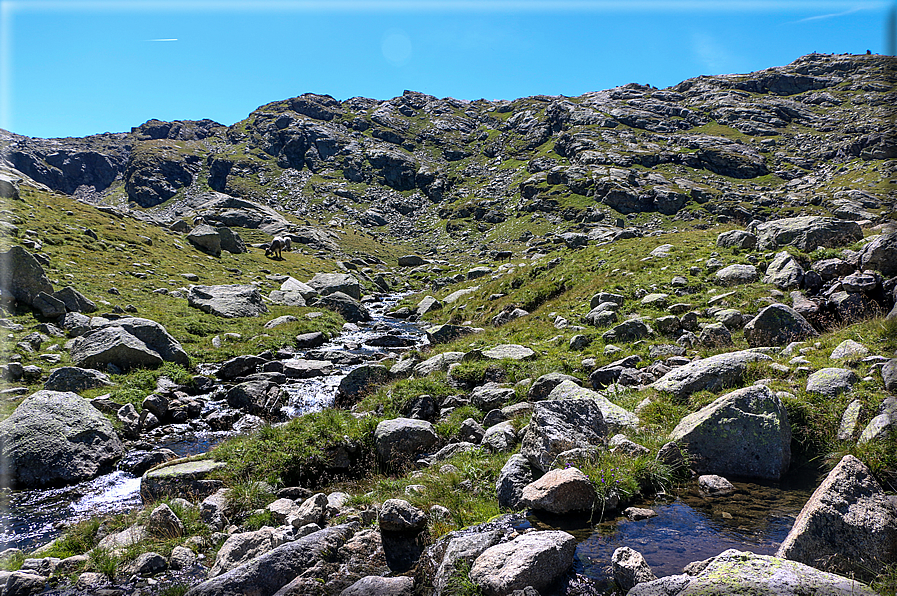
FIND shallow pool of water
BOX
[530,473,817,590]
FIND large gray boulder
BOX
[430,529,507,596]
[185,524,357,596]
[225,380,285,419]
[763,251,804,289]
[777,454,897,579]
[374,418,438,466]
[340,576,413,596]
[754,216,863,252]
[0,246,54,307]
[280,277,318,300]
[716,229,757,250]
[602,319,651,342]
[520,467,597,514]
[714,264,759,286]
[628,549,877,596]
[314,291,371,323]
[521,398,608,473]
[378,499,427,533]
[70,317,189,371]
[743,304,818,347]
[858,231,897,276]
[0,390,123,488]
[43,367,113,392]
[858,397,897,445]
[141,459,226,502]
[469,531,577,596]
[209,526,292,578]
[650,349,771,399]
[669,385,791,480]
[612,547,657,592]
[188,285,268,318]
[187,224,222,256]
[336,364,389,404]
[528,372,580,401]
[413,352,464,377]
[307,273,361,300]
[217,226,247,254]
[805,368,858,398]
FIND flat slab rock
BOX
[188,284,268,318]
[651,349,771,399]
[628,548,877,595]
[480,344,536,361]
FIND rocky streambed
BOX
[1,293,427,553]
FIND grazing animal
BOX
[265,236,285,259]
[193,216,207,226]
[496,250,513,262]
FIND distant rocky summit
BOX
[1,53,893,251]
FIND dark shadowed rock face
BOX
[0,390,123,488]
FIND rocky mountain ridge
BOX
[1,53,894,253]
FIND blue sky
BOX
[2,0,893,139]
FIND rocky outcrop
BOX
[669,385,791,480]
[0,390,123,488]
